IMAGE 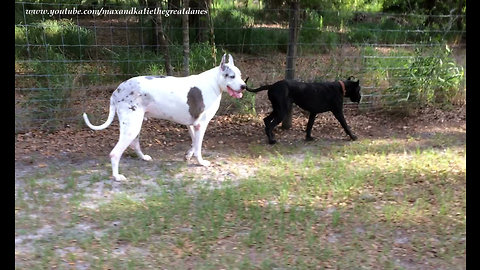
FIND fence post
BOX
[283,0,299,130]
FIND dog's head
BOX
[218,54,246,98]
[345,76,361,103]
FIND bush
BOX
[15,19,94,59]
[299,10,339,53]
[21,50,76,130]
[390,45,464,106]
[188,43,218,73]
[114,49,163,79]
[362,44,464,110]
[114,42,217,77]
[213,9,288,54]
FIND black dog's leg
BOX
[305,112,317,141]
[332,110,357,141]
[264,110,285,144]
[263,113,276,144]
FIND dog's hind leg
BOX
[263,112,276,144]
[110,110,145,181]
[264,111,284,144]
[331,110,357,141]
[130,136,152,161]
[184,125,195,161]
[305,112,317,141]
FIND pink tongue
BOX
[228,87,243,98]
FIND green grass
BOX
[15,132,465,268]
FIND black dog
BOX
[246,77,361,144]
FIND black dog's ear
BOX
[245,76,249,84]
[348,76,360,84]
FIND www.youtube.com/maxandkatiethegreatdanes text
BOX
[25,7,208,17]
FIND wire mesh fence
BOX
[14,1,466,133]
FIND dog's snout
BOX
[241,84,246,90]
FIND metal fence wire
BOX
[14,1,466,133]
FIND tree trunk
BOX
[206,0,216,65]
[282,0,299,130]
[153,1,173,75]
[182,0,190,76]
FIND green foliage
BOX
[15,19,94,59]
[383,0,465,15]
[348,17,403,44]
[214,9,255,28]
[114,42,217,78]
[189,42,218,72]
[213,9,288,54]
[114,49,163,79]
[299,10,338,53]
[364,45,464,108]
[389,45,464,106]
[26,50,75,130]
[232,90,257,115]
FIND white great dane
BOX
[83,54,246,181]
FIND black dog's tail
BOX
[247,85,271,93]
[244,77,271,93]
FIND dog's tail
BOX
[244,77,271,93]
[83,97,116,131]
[246,85,271,93]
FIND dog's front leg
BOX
[192,123,211,166]
[332,110,357,141]
[305,112,317,141]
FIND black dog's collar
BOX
[338,81,346,96]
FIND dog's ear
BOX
[228,54,234,66]
[220,54,227,71]
[348,76,360,84]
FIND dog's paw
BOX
[305,136,315,142]
[268,139,277,145]
[184,149,194,161]
[350,135,358,141]
[113,174,127,181]
[142,155,152,161]
[198,159,211,167]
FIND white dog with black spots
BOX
[83,54,246,181]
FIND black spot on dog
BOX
[130,91,134,95]
[187,87,205,119]
[129,105,136,111]
[145,75,166,80]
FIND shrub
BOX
[114,49,163,79]
[15,19,94,59]
[114,42,217,77]
[362,44,464,110]
[299,10,339,53]
[390,45,464,106]
[22,50,75,130]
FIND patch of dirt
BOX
[15,101,466,168]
